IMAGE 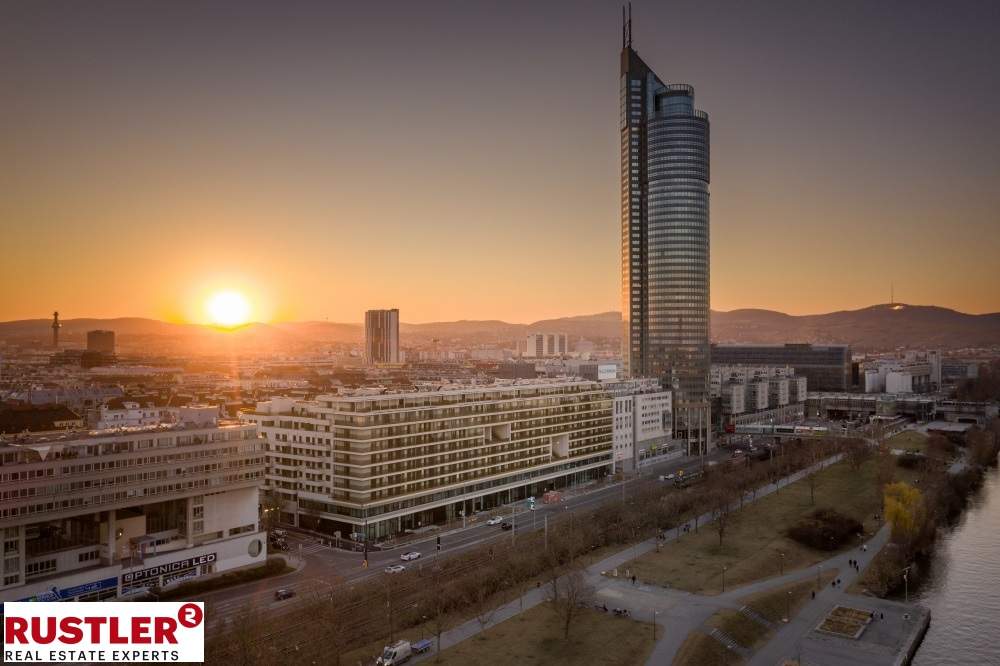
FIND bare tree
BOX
[710,486,733,547]
[806,446,821,505]
[549,567,594,640]
[466,573,499,633]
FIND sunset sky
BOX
[2,0,998,324]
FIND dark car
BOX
[274,588,295,601]
[500,522,512,531]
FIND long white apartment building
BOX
[245,379,612,540]
[0,413,266,603]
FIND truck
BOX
[376,640,412,666]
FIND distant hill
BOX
[0,304,997,353]
[711,304,1000,350]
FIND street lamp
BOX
[651,609,659,640]
[722,566,727,593]
[817,564,823,590]
[778,551,785,576]
[784,591,791,623]
[902,566,910,604]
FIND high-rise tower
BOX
[365,309,400,364]
[620,6,711,452]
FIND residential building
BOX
[365,309,400,365]
[710,365,807,427]
[524,333,569,358]
[710,344,852,391]
[0,404,84,435]
[245,380,613,540]
[0,417,266,602]
[620,14,711,451]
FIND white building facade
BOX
[0,419,266,603]
[246,380,612,540]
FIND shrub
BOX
[787,508,863,551]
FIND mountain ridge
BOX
[1,304,997,352]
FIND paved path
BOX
[747,524,890,665]
[403,454,845,664]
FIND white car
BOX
[384,564,406,574]
[486,516,503,526]
[400,551,421,561]
[665,473,676,480]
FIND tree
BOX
[549,567,593,640]
[806,446,822,505]
[844,438,872,471]
[875,443,896,490]
[884,482,925,550]
[259,492,282,532]
[710,485,734,547]
[466,572,499,632]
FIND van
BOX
[376,640,412,666]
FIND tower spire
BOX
[622,5,626,48]
[627,2,633,47]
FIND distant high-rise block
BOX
[365,309,400,364]
[524,332,568,357]
[86,330,115,354]
[620,17,711,450]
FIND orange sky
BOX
[2,2,998,324]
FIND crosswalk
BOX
[295,542,330,556]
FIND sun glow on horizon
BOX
[206,290,252,327]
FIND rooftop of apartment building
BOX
[0,413,247,450]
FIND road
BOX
[200,448,728,629]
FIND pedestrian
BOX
[811,591,815,600]
[880,612,884,620]
[632,575,637,586]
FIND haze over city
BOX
[2,3,999,666]
[2,0,998,324]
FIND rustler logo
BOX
[3,602,204,663]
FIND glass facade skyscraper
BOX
[620,22,711,451]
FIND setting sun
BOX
[206,290,251,327]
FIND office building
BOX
[365,309,400,364]
[245,380,612,540]
[863,360,932,394]
[710,344,852,391]
[524,333,569,358]
[620,12,711,451]
[604,379,674,474]
[86,330,116,355]
[0,416,266,602]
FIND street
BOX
[200,448,729,629]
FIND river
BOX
[913,466,1000,665]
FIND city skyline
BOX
[2,0,999,325]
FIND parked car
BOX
[486,516,503,526]
[411,638,433,654]
[500,522,512,531]
[400,551,421,561]
[271,529,288,539]
[384,564,407,574]
[376,640,412,666]
[274,588,295,601]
